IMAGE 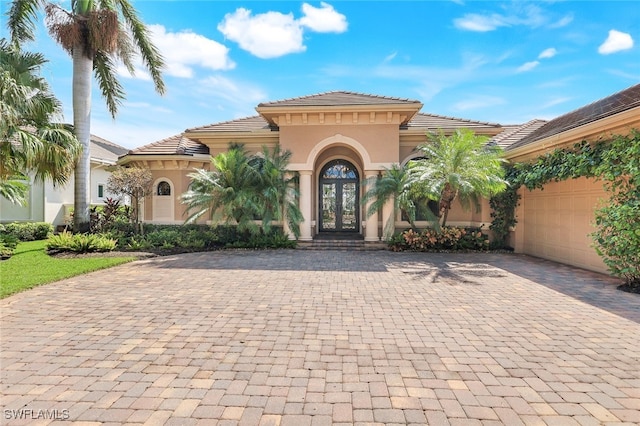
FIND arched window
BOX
[321,160,358,179]
[157,181,171,196]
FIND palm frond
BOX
[0,178,29,205]
[7,0,45,44]
[93,50,125,117]
[115,0,165,95]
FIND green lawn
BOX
[0,240,135,299]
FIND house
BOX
[0,135,129,227]
[118,92,505,238]
[505,83,640,274]
[118,86,639,274]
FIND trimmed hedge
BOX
[0,222,53,241]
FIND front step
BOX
[297,239,387,251]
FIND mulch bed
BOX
[618,283,640,294]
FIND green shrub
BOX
[94,223,294,252]
[91,198,129,233]
[0,234,19,258]
[593,197,640,286]
[389,227,489,252]
[46,232,117,254]
[1,222,53,241]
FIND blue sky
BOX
[2,1,638,149]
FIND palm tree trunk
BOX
[439,184,457,227]
[72,45,92,233]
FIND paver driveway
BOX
[1,250,639,425]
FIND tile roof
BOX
[257,91,423,107]
[90,135,128,164]
[489,119,548,149]
[186,116,273,133]
[128,134,209,156]
[404,113,502,130]
[507,83,640,151]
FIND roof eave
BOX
[117,153,211,166]
[505,106,640,162]
[401,126,503,136]
[256,103,423,126]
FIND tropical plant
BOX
[46,231,117,253]
[0,39,80,205]
[182,145,262,232]
[411,129,507,226]
[182,144,304,238]
[107,167,153,233]
[252,144,303,238]
[7,0,165,232]
[362,163,422,240]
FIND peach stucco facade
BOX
[121,93,502,243]
[118,87,640,276]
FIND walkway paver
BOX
[1,250,639,425]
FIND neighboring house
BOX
[505,83,640,274]
[0,135,129,227]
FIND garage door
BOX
[521,177,608,274]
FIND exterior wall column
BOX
[382,196,395,241]
[282,172,295,240]
[364,170,380,242]
[298,170,313,241]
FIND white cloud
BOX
[540,97,572,109]
[374,53,490,101]
[300,2,347,33]
[452,95,506,112]
[598,30,634,55]
[198,75,267,106]
[517,61,540,72]
[550,14,574,29]
[117,64,151,81]
[538,48,557,59]
[218,8,305,59]
[454,5,570,32]
[149,25,235,78]
[383,52,397,63]
[454,13,506,32]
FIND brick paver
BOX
[1,250,639,425]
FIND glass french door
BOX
[319,160,359,232]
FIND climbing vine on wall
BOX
[489,166,520,249]
[490,130,640,287]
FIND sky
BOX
[1,0,638,149]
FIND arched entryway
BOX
[318,159,359,232]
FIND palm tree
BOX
[361,163,422,240]
[7,0,165,232]
[412,129,507,227]
[253,144,303,238]
[182,145,262,233]
[0,39,80,205]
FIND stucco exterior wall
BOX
[518,177,608,274]
[280,124,399,166]
[136,159,210,224]
[0,179,45,223]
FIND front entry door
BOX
[319,160,359,232]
